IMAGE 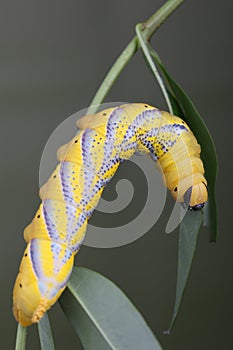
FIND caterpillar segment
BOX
[13,103,208,326]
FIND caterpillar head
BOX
[183,182,208,210]
[13,239,74,326]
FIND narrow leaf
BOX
[60,267,162,350]
[135,23,173,113]
[15,324,27,350]
[167,210,203,332]
[147,46,217,329]
[38,313,55,350]
[149,48,218,242]
[136,41,216,330]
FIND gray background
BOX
[0,0,232,349]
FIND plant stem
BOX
[15,324,27,350]
[143,0,185,40]
[88,0,184,113]
[135,23,173,114]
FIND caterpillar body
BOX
[13,103,208,326]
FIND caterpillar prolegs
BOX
[13,103,208,326]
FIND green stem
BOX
[87,38,138,113]
[143,0,185,40]
[135,23,173,114]
[88,0,184,113]
[15,324,27,350]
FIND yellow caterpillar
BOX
[13,103,208,326]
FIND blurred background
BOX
[0,0,232,349]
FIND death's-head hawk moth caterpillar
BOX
[13,103,208,326]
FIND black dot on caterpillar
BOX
[37,215,40,219]
[174,187,178,192]
[24,253,27,257]
[19,284,22,288]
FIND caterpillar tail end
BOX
[13,270,66,326]
[31,299,49,323]
[13,240,74,326]
[13,292,50,327]
[12,271,60,327]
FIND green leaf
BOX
[166,210,203,332]
[135,30,217,240]
[59,267,162,350]
[149,48,218,242]
[38,313,55,350]
[147,46,217,329]
[134,39,217,331]
[15,324,27,350]
[135,23,173,114]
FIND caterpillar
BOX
[13,103,208,326]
